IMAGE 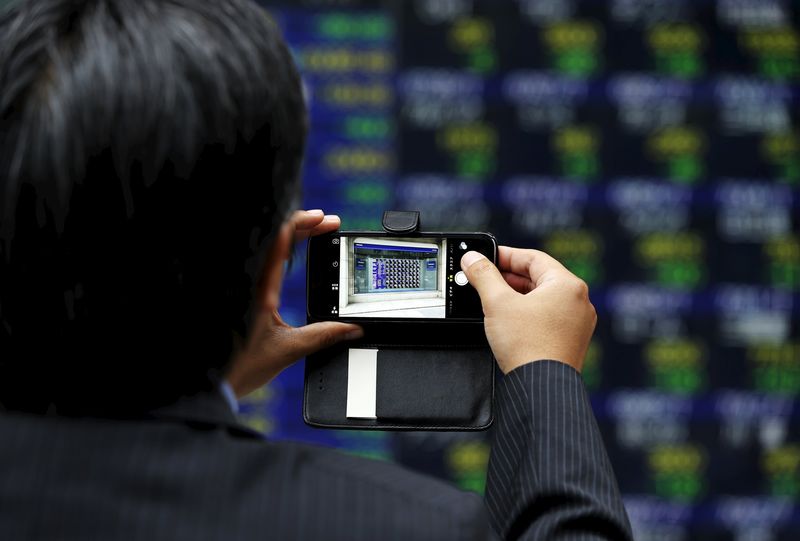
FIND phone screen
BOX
[307,232,496,321]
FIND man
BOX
[0,0,632,539]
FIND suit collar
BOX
[147,387,262,438]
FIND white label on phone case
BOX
[346,348,378,419]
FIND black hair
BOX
[0,0,307,414]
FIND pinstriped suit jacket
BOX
[0,360,631,540]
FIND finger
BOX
[291,209,325,232]
[498,246,568,288]
[284,322,364,359]
[308,215,340,236]
[501,271,534,294]
[294,215,341,241]
[461,251,512,304]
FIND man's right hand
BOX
[460,246,597,374]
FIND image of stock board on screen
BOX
[307,233,494,321]
[340,237,446,318]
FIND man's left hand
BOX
[226,210,363,398]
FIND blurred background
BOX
[2,0,791,538]
[245,1,800,539]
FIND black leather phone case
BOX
[303,211,495,431]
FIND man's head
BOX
[0,0,307,413]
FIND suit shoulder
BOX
[239,438,490,538]
[280,440,481,504]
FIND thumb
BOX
[461,251,510,305]
[284,322,364,359]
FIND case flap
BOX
[375,348,489,422]
[381,210,421,234]
[304,343,494,431]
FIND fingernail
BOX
[461,251,484,270]
[344,328,364,340]
[307,209,324,215]
[322,215,340,223]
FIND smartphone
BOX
[307,232,497,321]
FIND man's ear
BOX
[258,222,293,311]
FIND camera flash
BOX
[459,242,467,250]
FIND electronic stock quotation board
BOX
[234,1,800,539]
